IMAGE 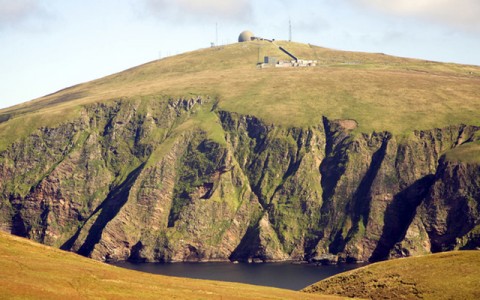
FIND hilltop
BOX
[0,41,479,266]
[0,231,341,299]
[304,251,480,299]
[1,41,479,151]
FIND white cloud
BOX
[352,0,480,32]
[0,0,47,29]
[143,0,253,22]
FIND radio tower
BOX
[289,18,292,42]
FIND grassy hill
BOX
[0,231,344,300]
[303,251,480,299]
[1,41,479,152]
[1,41,480,299]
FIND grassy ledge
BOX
[444,141,480,164]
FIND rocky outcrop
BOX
[1,97,479,263]
[421,158,480,252]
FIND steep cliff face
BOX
[0,97,479,263]
[421,158,480,252]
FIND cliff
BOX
[1,95,479,263]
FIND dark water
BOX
[112,261,365,290]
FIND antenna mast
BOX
[289,18,292,42]
[216,22,218,46]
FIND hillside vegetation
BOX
[0,231,342,300]
[1,41,479,152]
[303,251,480,300]
[0,41,479,268]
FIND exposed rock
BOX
[421,157,480,252]
[311,254,339,265]
[1,97,479,263]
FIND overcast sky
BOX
[1,0,479,109]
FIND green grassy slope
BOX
[303,251,480,299]
[1,41,479,152]
[0,231,345,300]
[444,140,480,163]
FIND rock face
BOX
[1,97,479,263]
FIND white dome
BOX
[238,30,254,42]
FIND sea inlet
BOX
[112,261,365,290]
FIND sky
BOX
[1,0,479,109]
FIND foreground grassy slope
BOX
[303,251,480,299]
[0,41,479,151]
[0,232,344,300]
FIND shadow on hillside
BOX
[61,163,145,257]
[370,175,435,261]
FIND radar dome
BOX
[238,30,254,43]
